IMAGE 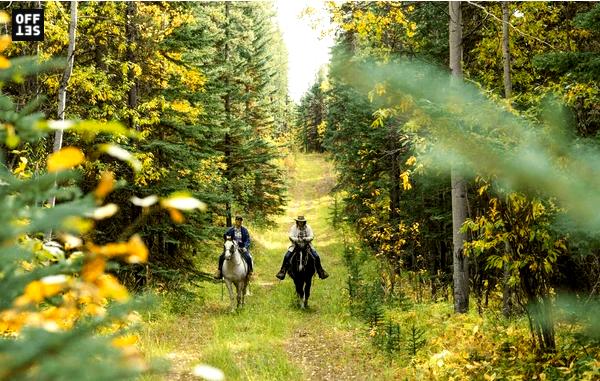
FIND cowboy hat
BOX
[294,216,307,222]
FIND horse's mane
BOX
[289,245,315,279]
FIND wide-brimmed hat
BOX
[294,216,307,222]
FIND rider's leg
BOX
[243,250,253,274]
[214,253,225,279]
[276,250,293,280]
[310,248,329,279]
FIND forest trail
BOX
[140,153,391,381]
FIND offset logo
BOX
[12,9,44,42]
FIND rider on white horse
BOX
[215,215,253,279]
[275,216,329,280]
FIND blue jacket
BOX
[223,226,251,250]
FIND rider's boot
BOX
[275,258,288,280]
[214,269,222,280]
[315,256,329,279]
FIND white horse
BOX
[222,238,249,311]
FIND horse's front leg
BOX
[224,279,235,312]
[303,277,313,309]
[294,278,304,308]
[235,281,242,308]
[239,280,247,308]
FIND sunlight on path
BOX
[140,153,388,381]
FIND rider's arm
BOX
[305,225,314,241]
[289,225,298,242]
[243,228,251,250]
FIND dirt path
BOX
[140,153,387,381]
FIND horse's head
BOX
[224,237,237,260]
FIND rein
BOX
[292,244,311,273]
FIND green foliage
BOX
[322,0,600,373]
[0,50,150,380]
[297,72,327,152]
[4,1,291,287]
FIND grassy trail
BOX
[140,153,391,380]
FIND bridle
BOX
[224,239,240,262]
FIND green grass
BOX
[138,152,600,381]
[137,153,391,380]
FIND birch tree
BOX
[501,1,514,318]
[449,0,469,313]
[48,1,77,211]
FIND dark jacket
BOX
[223,226,251,250]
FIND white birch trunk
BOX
[449,0,469,313]
[49,1,77,209]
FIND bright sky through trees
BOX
[275,0,334,103]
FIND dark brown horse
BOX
[288,239,315,309]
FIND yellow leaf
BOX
[83,303,107,317]
[0,35,10,51]
[130,195,158,207]
[96,274,129,301]
[168,208,185,224]
[47,147,85,172]
[82,256,106,281]
[400,171,412,190]
[62,216,93,233]
[405,156,416,166]
[46,120,74,130]
[13,157,28,177]
[126,234,148,263]
[17,275,68,305]
[5,124,19,147]
[0,13,9,24]
[19,281,44,304]
[88,241,129,258]
[0,55,9,69]
[112,334,138,348]
[98,144,141,172]
[160,194,206,211]
[90,203,119,220]
[60,233,82,250]
[20,261,33,271]
[94,171,115,199]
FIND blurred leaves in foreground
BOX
[345,58,600,233]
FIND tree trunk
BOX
[48,1,78,209]
[52,1,78,156]
[224,2,232,228]
[449,0,469,313]
[390,155,401,221]
[501,1,514,317]
[501,2,512,101]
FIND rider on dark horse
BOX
[215,215,253,279]
[275,216,329,280]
